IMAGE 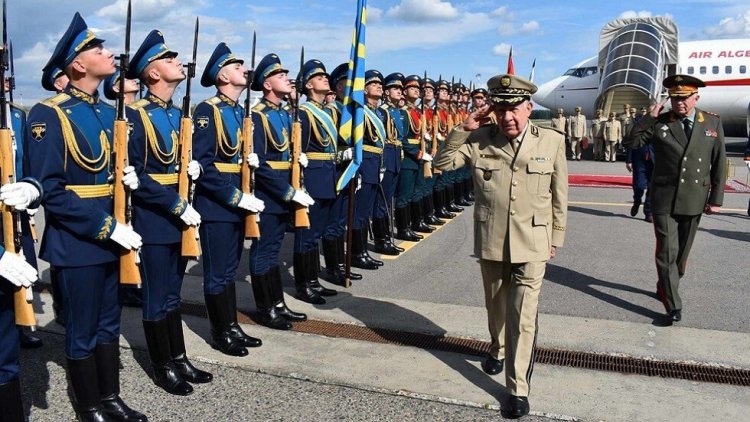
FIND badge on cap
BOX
[500,76,511,88]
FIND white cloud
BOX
[368,6,383,22]
[618,10,653,19]
[519,20,540,34]
[497,23,514,35]
[490,6,507,17]
[370,12,494,53]
[387,0,460,22]
[492,43,512,56]
[704,11,750,37]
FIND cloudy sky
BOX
[7,0,750,105]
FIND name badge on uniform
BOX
[532,157,548,163]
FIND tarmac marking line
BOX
[569,200,746,213]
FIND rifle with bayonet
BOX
[241,31,260,239]
[0,0,35,329]
[178,17,201,258]
[419,71,432,178]
[447,76,456,128]
[290,47,309,228]
[431,74,441,176]
[113,1,141,286]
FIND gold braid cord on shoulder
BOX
[137,108,177,165]
[50,105,109,173]
[210,103,241,158]
[256,112,289,153]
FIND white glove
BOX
[422,152,433,162]
[292,190,314,207]
[0,182,40,211]
[298,152,308,168]
[27,208,39,217]
[246,153,259,168]
[122,166,139,190]
[340,148,353,162]
[0,252,38,288]
[238,193,265,213]
[356,175,362,192]
[187,160,201,181]
[180,204,201,226]
[379,170,385,183]
[745,161,750,171]
[110,223,142,250]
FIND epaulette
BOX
[128,98,150,111]
[541,125,566,136]
[41,93,71,107]
[206,96,222,105]
[252,102,267,112]
[702,110,720,117]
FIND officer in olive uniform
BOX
[193,43,265,357]
[603,112,622,162]
[567,106,586,160]
[26,13,146,421]
[435,74,568,419]
[625,74,726,324]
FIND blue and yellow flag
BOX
[335,0,366,192]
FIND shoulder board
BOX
[252,103,267,112]
[206,96,222,105]
[379,104,389,110]
[535,124,565,137]
[702,110,720,118]
[41,93,71,107]
[128,98,150,111]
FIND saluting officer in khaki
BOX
[625,74,726,324]
[435,74,568,419]
[567,106,586,160]
[603,112,622,162]
[591,109,605,161]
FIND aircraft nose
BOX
[533,79,556,108]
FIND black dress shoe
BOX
[670,309,682,322]
[501,395,530,419]
[257,308,293,330]
[481,356,503,375]
[644,214,653,223]
[630,202,640,217]
[309,280,338,296]
[18,328,43,349]
[274,303,307,322]
[296,284,327,305]
[101,395,148,421]
[173,354,213,384]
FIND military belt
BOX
[306,152,337,161]
[215,163,241,174]
[406,138,421,145]
[149,173,179,185]
[363,145,383,155]
[65,184,113,198]
[386,140,403,148]
[267,161,292,170]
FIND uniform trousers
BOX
[324,186,349,241]
[0,282,19,382]
[295,198,336,253]
[57,262,120,358]
[593,137,604,160]
[653,213,702,311]
[249,213,287,276]
[395,168,417,209]
[480,259,545,397]
[570,137,582,159]
[373,169,399,220]
[200,222,243,295]
[605,141,618,161]
[354,182,378,229]
[140,243,187,321]
[632,160,654,216]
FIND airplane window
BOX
[563,68,585,77]
[726,66,732,74]
[740,65,747,74]
[584,67,597,76]
[687,66,694,74]
[712,66,719,74]
[699,66,706,74]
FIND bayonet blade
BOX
[251,31,256,70]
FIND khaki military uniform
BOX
[550,116,567,134]
[590,116,605,160]
[567,113,586,160]
[435,122,568,396]
[625,108,726,312]
[603,118,621,161]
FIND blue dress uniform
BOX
[25,12,146,421]
[294,59,340,304]
[126,30,212,396]
[249,53,307,330]
[402,75,434,235]
[350,69,386,271]
[193,42,262,357]
[626,121,655,220]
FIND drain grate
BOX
[178,301,750,387]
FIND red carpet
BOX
[569,174,750,193]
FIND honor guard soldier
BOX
[625,74,726,324]
[323,63,361,283]
[294,59,340,302]
[435,74,568,419]
[249,53,310,329]
[428,80,455,221]
[603,112,622,162]
[567,106,586,160]
[350,69,387,270]
[193,43,265,356]
[420,77,444,228]
[402,75,434,235]
[127,29,212,395]
[25,13,146,421]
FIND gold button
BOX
[680,179,684,183]
[510,210,516,215]
[697,169,701,173]
[682,168,686,172]
[683,157,687,161]
[695,179,699,183]
[511,195,517,201]
[513,166,519,171]
[512,181,518,186]
[698,158,702,162]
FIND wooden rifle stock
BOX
[178,117,201,258]
[290,121,309,228]
[0,127,35,328]
[241,116,260,238]
[420,111,432,178]
[113,119,141,285]
[431,112,441,175]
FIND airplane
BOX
[533,38,750,136]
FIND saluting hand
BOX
[462,104,492,131]
[649,97,669,118]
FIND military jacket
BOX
[603,119,621,142]
[402,103,425,170]
[192,93,245,223]
[567,114,587,138]
[127,93,186,244]
[626,109,726,215]
[590,117,605,139]
[253,98,294,214]
[435,122,568,263]
[26,86,118,266]
[379,102,405,175]
[359,104,385,184]
[551,116,567,135]
[300,100,337,199]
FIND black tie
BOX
[682,118,692,139]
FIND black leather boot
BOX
[306,250,337,296]
[464,177,475,202]
[67,354,110,421]
[251,273,291,330]
[294,252,326,304]
[18,327,43,349]
[225,283,262,347]
[0,379,25,422]
[394,206,422,241]
[372,217,400,255]
[445,185,464,212]
[423,195,444,225]
[95,342,148,421]
[142,319,194,395]
[166,309,213,384]
[120,286,143,308]
[434,189,455,219]
[336,235,363,280]
[351,228,379,270]
[410,201,434,233]
[454,181,472,206]
[270,267,307,322]
[321,237,346,286]
[205,291,249,356]
[361,225,384,266]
